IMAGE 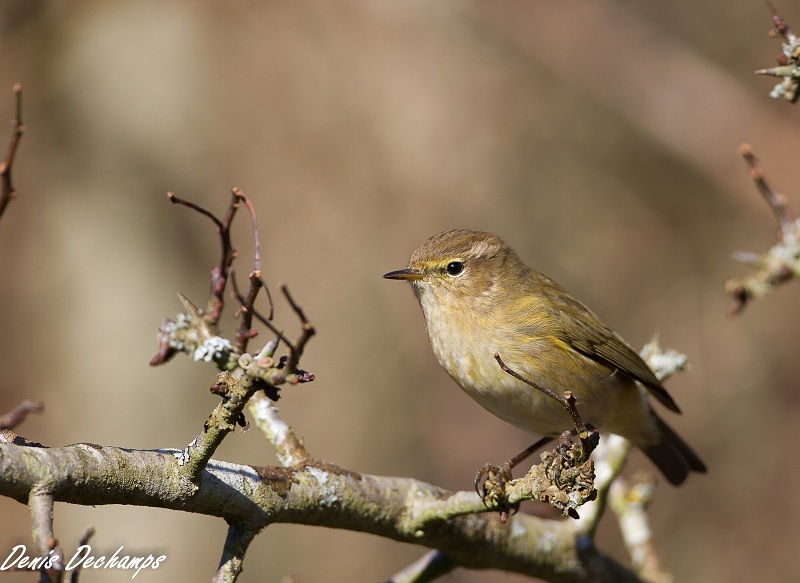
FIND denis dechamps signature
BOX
[1,544,166,579]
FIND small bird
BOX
[384,229,705,485]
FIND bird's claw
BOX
[474,461,519,522]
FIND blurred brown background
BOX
[1,1,798,582]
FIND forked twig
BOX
[167,190,241,324]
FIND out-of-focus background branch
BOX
[1,1,798,581]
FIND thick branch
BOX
[0,441,638,582]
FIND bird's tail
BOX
[642,414,707,486]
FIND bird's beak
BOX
[383,268,424,281]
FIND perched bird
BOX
[384,229,706,485]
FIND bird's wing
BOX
[548,288,682,414]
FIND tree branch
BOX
[756,1,800,102]
[725,144,800,315]
[0,83,24,220]
[609,477,673,583]
[0,439,641,583]
[212,523,258,583]
[28,490,64,583]
[384,550,455,583]
[0,400,44,430]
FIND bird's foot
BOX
[474,461,520,522]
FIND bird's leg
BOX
[507,435,556,470]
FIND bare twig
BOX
[384,550,456,583]
[739,143,792,232]
[574,434,633,539]
[28,490,64,583]
[494,353,598,458]
[174,370,263,482]
[167,190,241,324]
[756,2,800,102]
[469,355,599,520]
[247,394,309,466]
[725,144,800,315]
[766,0,796,40]
[230,187,274,319]
[0,400,44,430]
[231,272,291,350]
[69,527,96,583]
[574,337,687,582]
[280,283,316,376]
[212,523,258,583]
[151,191,245,367]
[0,83,24,220]
[232,270,263,352]
[226,188,274,353]
[609,476,673,583]
[232,188,262,273]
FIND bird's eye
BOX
[445,261,465,276]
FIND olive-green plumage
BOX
[384,229,705,485]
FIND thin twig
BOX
[212,523,258,583]
[494,353,597,458]
[232,270,263,353]
[281,283,316,374]
[609,476,673,583]
[384,550,456,583]
[167,192,224,230]
[167,190,240,324]
[738,143,792,232]
[0,83,25,220]
[231,272,291,350]
[69,527,96,583]
[725,144,800,315]
[756,2,800,101]
[232,189,261,272]
[29,490,64,583]
[233,187,274,319]
[247,394,309,466]
[0,400,44,430]
[765,0,795,42]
